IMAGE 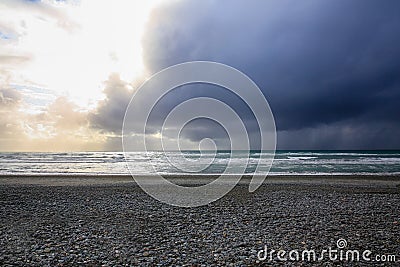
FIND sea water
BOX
[1,150,400,176]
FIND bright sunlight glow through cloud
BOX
[0,0,164,108]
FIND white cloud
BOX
[0,0,162,107]
[0,0,165,151]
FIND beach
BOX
[0,175,399,266]
[2,0,400,266]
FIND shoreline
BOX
[0,174,399,187]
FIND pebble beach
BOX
[0,176,399,266]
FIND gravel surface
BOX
[0,181,399,266]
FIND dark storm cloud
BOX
[89,74,133,134]
[141,0,400,149]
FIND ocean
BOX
[1,150,400,176]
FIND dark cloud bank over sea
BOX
[135,0,400,150]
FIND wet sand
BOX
[1,174,399,186]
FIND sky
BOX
[0,0,399,151]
